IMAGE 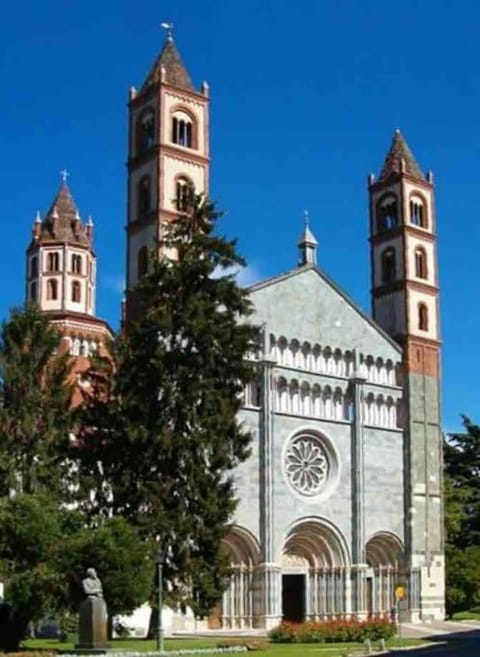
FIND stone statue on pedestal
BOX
[75,568,109,652]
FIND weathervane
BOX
[60,168,70,184]
[161,22,174,41]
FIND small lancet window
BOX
[137,110,155,153]
[414,247,428,279]
[138,176,152,216]
[176,177,192,212]
[137,246,149,279]
[381,247,396,284]
[30,256,38,278]
[30,281,37,302]
[71,254,82,274]
[410,198,427,228]
[71,280,81,303]
[47,279,58,300]
[172,116,193,148]
[47,252,60,272]
[418,303,429,331]
[377,197,398,231]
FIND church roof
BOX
[38,182,91,246]
[141,37,194,92]
[248,264,402,354]
[378,129,424,182]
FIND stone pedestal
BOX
[76,597,109,651]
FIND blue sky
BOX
[0,0,478,432]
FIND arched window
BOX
[47,252,60,272]
[138,176,151,216]
[176,177,192,212]
[136,109,155,154]
[137,246,149,279]
[30,256,38,278]
[410,197,427,228]
[418,303,428,331]
[47,279,58,300]
[29,281,37,301]
[172,114,193,147]
[381,247,396,283]
[414,247,428,279]
[377,197,398,232]
[71,254,82,274]
[71,280,81,303]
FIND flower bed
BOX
[269,618,396,643]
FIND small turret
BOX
[298,211,318,266]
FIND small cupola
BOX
[298,211,318,266]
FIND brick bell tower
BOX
[125,30,210,321]
[26,173,112,404]
[368,130,444,620]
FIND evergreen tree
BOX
[76,192,259,615]
[444,417,480,614]
[0,304,75,497]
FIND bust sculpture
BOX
[76,567,108,650]
[82,568,103,598]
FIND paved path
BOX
[390,621,480,656]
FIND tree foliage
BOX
[0,304,74,497]
[444,417,480,615]
[0,495,152,650]
[75,192,259,616]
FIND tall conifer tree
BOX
[0,304,74,497]
[77,193,259,615]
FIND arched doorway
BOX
[212,526,260,629]
[281,519,349,621]
[366,532,405,615]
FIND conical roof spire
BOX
[141,35,194,92]
[378,129,424,182]
[298,211,318,266]
[37,175,91,245]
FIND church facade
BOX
[27,32,444,630]
[123,35,444,628]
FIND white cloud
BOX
[214,264,263,288]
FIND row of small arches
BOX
[270,336,398,386]
[271,379,400,428]
[64,336,100,357]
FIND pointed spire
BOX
[378,129,424,182]
[141,34,194,92]
[37,175,91,245]
[298,211,318,266]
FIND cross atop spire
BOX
[60,168,70,184]
[161,22,174,41]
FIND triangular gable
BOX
[248,264,402,358]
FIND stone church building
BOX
[27,33,444,629]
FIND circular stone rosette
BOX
[284,434,333,497]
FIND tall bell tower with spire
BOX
[368,130,444,620]
[125,29,210,320]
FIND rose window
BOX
[285,435,329,496]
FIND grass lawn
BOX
[451,609,480,621]
[24,636,426,656]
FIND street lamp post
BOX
[156,545,164,653]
